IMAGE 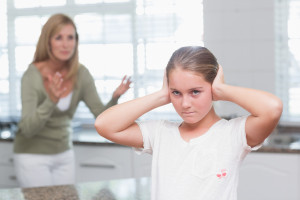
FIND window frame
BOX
[3,0,204,124]
[276,0,300,126]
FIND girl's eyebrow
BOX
[190,87,203,90]
[170,87,203,91]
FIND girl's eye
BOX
[68,35,74,40]
[192,90,200,95]
[172,91,180,96]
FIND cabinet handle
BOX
[80,163,115,169]
[9,175,17,180]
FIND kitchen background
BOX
[0,0,300,200]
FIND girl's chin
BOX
[181,116,201,124]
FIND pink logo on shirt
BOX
[216,169,227,179]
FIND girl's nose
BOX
[181,95,191,108]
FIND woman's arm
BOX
[95,73,170,148]
[81,67,131,117]
[17,70,57,138]
[112,75,132,99]
[212,66,283,147]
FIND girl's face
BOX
[50,24,76,62]
[168,68,213,124]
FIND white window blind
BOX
[276,0,300,124]
[0,0,203,123]
[0,0,9,119]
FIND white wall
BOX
[203,0,276,117]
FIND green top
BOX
[13,63,118,154]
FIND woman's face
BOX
[50,24,76,62]
[168,68,213,124]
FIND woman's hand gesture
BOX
[112,75,132,99]
[47,72,66,103]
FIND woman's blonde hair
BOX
[166,46,219,84]
[33,13,79,85]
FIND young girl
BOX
[94,46,283,200]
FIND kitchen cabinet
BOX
[0,141,151,189]
[4,135,299,198]
[74,144,152,182]
[132,150,152,178]
[0,141,19,188]
[73,144,134,183]
[238,152,300,200]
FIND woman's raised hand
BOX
[112,75,132,99]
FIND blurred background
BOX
[0,0,298,126]
[1,1,300,199]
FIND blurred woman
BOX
[13,13,131,188]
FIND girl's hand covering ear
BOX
[162,70,171,104]
[212,65,225,101]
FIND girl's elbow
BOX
[94,116,108,137]
[94,119,103,136]
[270,98,283,121]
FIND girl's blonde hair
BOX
[166,46,219,84]
[33,13,79,85]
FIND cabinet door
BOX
[0,165,18,188]
[74,145,133,183]
[0,141,19,188]
[238,152,300,200]
[132,151,152,178]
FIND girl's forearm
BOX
[95,90,169,135]
[217,84,282,119]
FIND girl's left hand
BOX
[161,70,171,104]
[113,75,132,99]
[212,65,225,101]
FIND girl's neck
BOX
[179,108,221,142]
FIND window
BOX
[0,0,203,123]
[276,0,300,124]
[0,0,9,118]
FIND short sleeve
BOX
[133,120,163,155]
[228,115,262,152]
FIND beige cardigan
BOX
[14,63,118,154]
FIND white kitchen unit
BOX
[132,150,152,178]
[73,144,134,183]
[0,141,19,188]
[238,152,300,200]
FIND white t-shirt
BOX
[135,116,261,200]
